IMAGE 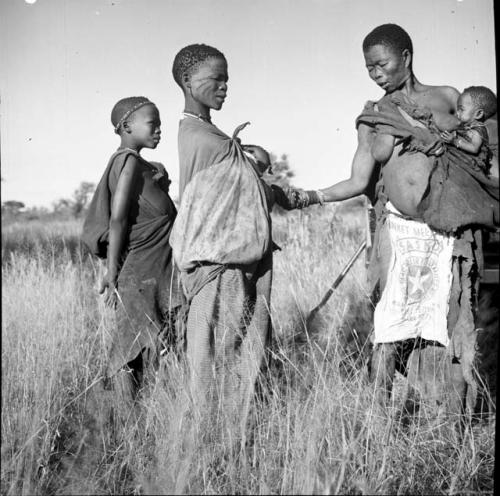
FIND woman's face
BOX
[363,44,411,93]
[188,57,228,111]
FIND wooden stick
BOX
[306,240,367,325]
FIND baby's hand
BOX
[440,130,456,143]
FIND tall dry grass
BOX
[1,207,496,495]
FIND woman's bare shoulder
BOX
[424,84,460,106]
[436,85,460,100]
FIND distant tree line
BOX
[2,154,349,222]
[266,153,295,189]
[1,181,96,222]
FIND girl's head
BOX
[172,44,228,113]
[111,97,161,150]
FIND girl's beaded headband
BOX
[114,100,154,133]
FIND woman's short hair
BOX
[362,23,413,56]
[172,44,226,88]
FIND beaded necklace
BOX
[182,111,212,123]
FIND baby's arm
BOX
[442,128,483,154]
[455,128,483,154]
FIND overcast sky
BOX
[0,0,496,207]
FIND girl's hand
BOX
[98,271,118,308]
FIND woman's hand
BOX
[98,271,118,308]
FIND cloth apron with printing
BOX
[373,202,454,346]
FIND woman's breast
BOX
[140,175,176,217]
[433,111,459,132]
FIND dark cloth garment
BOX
[461,120,489,138]
[418,146,498,233]
[82,149,183,372]
[457,120,490,169]
[356,91,499,234]
[356,92,444,155]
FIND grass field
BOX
[1,207,496,495]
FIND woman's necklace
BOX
[182,110,212,123]
[119,146,140,154]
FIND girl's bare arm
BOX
[100,155,140,306]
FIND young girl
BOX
[83,96,182,423]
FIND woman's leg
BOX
[369,218,397,404]
[370,342,396,404]
[237,253,273,449]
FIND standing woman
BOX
[170,44,321,442]
[83,97,182,424]
[315,24,498,414]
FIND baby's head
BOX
[111,97,161,149]
[457,86,497,124]
[242,144,272,176]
